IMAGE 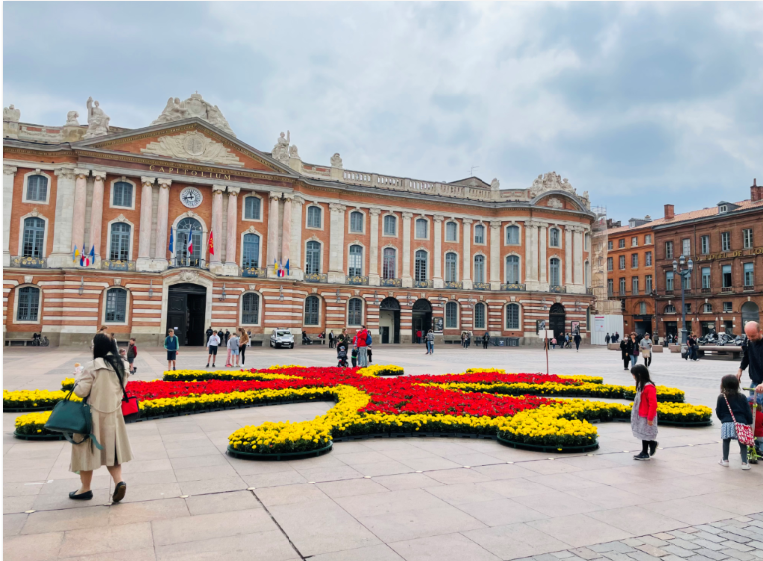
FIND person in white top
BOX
[206,332,221,368]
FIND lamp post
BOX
[673,255,694,345]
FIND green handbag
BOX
[44,385,103,450]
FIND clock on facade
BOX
[179,187,203,208]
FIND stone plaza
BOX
[4,345,763,561]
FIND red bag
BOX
[121,396,139,418]
[725,394,755,446]
[755,409,763,438]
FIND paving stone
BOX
[725,550,755,561]
[661,555,690,561]
[590,545,618,554]
[693,539,725,551]
[750,515,763,523]
[697,526,725,536]
[724,538,755,548]
[571,547,603,560]
[694,532,727,544]
[687,555,720,561]
[642,538,671,548]
[637,545,669,557]
[747,542,763,550]
[738,518,754,523]
[661,545,695,558]
[672,540,701,551]
[684,529,700,534]
[672,532,701,541]
[656,534,677,541]
[624,540,646,547]
[534,554,560,561]
[694,548,729,561]
[603,552,635,561]
[626,551,661,561]
[723,534,754,544]
[553,552,576,559]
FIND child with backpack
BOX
[717,374,753,469]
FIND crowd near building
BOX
[2,94,595,347]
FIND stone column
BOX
[224,187,240,274]
[524,221,539,290]
[489,220,502,290]
[290,196,304,280]
[71,168,90,258]
[137,177,156,270]
[3,166,17,267]
[564,226,573,286]
[538,223,547,287]
[153,178,171,270]
[402,212,413,287]
[88,171,107,263]
[48,168,77,267]
[369,208,381,286]
[210,185,225,269]
[328,203,346,284]
[573,227,584,289]
[462,219,473,289]
[281,195,292,272]
[433,215,444,288]
[266,193,280,274]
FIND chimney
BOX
[664,204,674,220]
[752,178,761,202]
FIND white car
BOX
[270,329,294,349]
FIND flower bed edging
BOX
[226,442,333,461]
[496,434,600,453]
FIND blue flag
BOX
[284,259,290,276]
[168,227,174,253]
[89,245,95,262]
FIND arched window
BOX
[445,252,458,282]
[415,250,428,281]
[244,196,261,220]
[474,255,485,283]
[112,181,133,208]
[105,288,127,323]
[25,175,48,202]
[506,225,520,245]
[474,302,486,329]
[307,206,322,228]
[176,217,202,264]
[665,304,676,314]
[415,218,428,239]
[305,241,321,275]
[304,295,320,326]
[474,224,485,244]
[549,257,561,287]
[348,245,363,276]
[549,228,561,247]
[445,301,458,328]
[109,223,131,261]
[16,286,40,321]
[348,298,363,326]
[242,233,260,268]
[382,248,396,279]
[350,211,363,233]
[383,215,397,235]
[506,255,520,284]
[22,217,45,258]
[242,293,260,324]
[445,222,457,242]
[506,303,520,330]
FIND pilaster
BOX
[402,212,413,288]
[266,193,280,276]
[462,218,473,290]
[538,222,547,286]
[71,168,90,259]
[433,215,444,288]
[48,168,77,268]
[3,166,17,267]
[369,208,381,286]
[210,185,225,268]
[281,194,292,272]
[524,221,540,291]
[88,170,107,265]
[489,220,502,290]
[222,186,240,276]
[565,226,573,286]
[573,226,584,288]
[151,178,171,271]
[327,203,346,284]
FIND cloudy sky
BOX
[4,2,762,220]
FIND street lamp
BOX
[673,255,694,344]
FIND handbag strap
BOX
[724,393,738,424]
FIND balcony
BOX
[10,256,46,268]
[473,282,491,291]
[242,266,267,278]
[304,273,328,283]
[444,281,463,289]
[169,257,208,269]
[665,290,674,296]
[348,275,369,286]
[744,284,755,292]
[701,287,712,294]
[502,283,526,292]
[414,280,433,289]
[380,278,402,287]
[721,286,734,293]
[549,285,566,294]
[101,259,135,272]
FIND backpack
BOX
[366,332,372,345]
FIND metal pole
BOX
[680,272,687,345]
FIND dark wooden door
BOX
[167,293,187,345]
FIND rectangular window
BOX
[607,257,613,271]
[619,239,625,248]
[608,241,613,250]
[702,267,711,289]
[607,279,614,296]
[745,263,754,287]
[632,237,638,247]
[645,234,652,244]
[445,222,457,242]
[744,229,753,249]
[506,304,520,330]
[721,232,730,252]
[474,225,484,244]
[244,197,261,220]
[682,239,690,256]
[474,304,485,329]
[682,273,690,290]
[307,206,322,229]
[645,251,652,266]
[415,219,428,239]
[445,302,458,328]
[666,271,674,291]
[350,212,364,233]
[645,275,653,293]
[701,235,710,254]
[685,303,691,314]
[631,254,638,268]
[666,241,674,259]
[383,215,397,236]
[722,264,732,288]
[632,277,639,295]
[105,289,127,323]
[619,255,625,270]
[723,302,733,313]
[619,278,626,295]
[640,302,647,314]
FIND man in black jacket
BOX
[738,321,763,453]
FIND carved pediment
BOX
[141,131,243,167]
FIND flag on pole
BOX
[284,259,290,277]
[73,246,79,262]
[274,260,279,276]
[168,227,174,253]
[187,232,193,255]
[89,245,95,264]
[208,231,215,256]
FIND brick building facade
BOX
[3,94,595,347]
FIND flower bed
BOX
[3,390,80,412]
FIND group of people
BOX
[203,327,251,369]
[334,327,373,367]
[605,332,621,344]
[684,333,700,361]
[619,332,654,369]
[459,331,492,349]
[548,331,582,351]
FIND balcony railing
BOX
[348,275,369,286]
[665,290,674,296]
[414,280,433,289]
[473,282,491,291]
[744,284,755,291]
[304,273,328,283]
[721,286,734,293]
[444,281,463,289]
[169,257,208,269]
[549,285,566,293]
[101,259,135,271]
[380,278,402,287]
[242,266,266,278]
[701,287,712,294]
[502,283,526,291]
[11,256,46,268]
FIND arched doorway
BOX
[742,302,760,330]
[549,303,566,341]
[379,297,400,344]
[166,283,207,346]
[412,299,432,343]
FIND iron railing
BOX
[304,273,328,283]
[101,259,135,271]
[473,282,491,291]
[380,278,402,287]
[444,281,463,289]
[169,257,208,269]
[11,256,46,268]
[501,283,526,291]
[348,275,369,286]
[414,280,433,288]
[549,285,566,293]
[242,266,266,278]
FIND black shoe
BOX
[69,490,93,500]
[206,364,209,368]
[112,481,127,503]
[649,441,658,456]
[633,452,651,461]
[212,364,215,368]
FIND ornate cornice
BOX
[140,176,156,187]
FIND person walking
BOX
[69,333,132,502]
[238,328,249,366]
[461,332,467,349]
[631,364,658,461]
[551,337,557,350]
[614,331,620,343]
[164,328,179,371]
[620,336,630,370]
[206,330,220,368]
[483,331,490,349]
[425,329,435,354]
[228,331,240,367]
[605,333,611,344]
[574,332,581,352]
[466,332,471,349]
[717,374,752,469]
[126,338,138,374]
[640,333,653,367]
[627,333,638,368]
[337,328,349,348]
[737,321,763,455]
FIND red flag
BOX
[208,231,214,256]
[187,233,193,255]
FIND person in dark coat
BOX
[605,333,611,344]
[620,338,630,371]
[717,375,753,469]
[574,332,581,352]
[483,332,490,349]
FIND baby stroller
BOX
[336,343,348,368]
[743,387,763,464]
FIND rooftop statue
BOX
[83,97,110,139]
[3,104,20,122]
[152,93,235,137]
[272,131,290,164]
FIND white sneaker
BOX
[742,463,751,470]
[719,459,730,467]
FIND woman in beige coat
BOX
[70,333,133,502]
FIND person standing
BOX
[605,333,611,344]
[717,374,752,469]
[228,331,240,367]
[206,330,220,368]
[355,325,369,367]
[238,328,249,366]
[737,321,763,455]
[205,325,214,345]
[483,331,490,349]
[425,329,435,355]
[329,331,335,349]
[574,332,581,352]
[630,364,658,461]
[69,333,132,502]
[416,329,422,345]
[164,328,179,371]
[640,333,653,367]
[629,333,638,367]
[224,329,231,346]
[466,332,471,349]
[126,338,138,374]
[620,336,630,370]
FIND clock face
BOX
[180,187,203,208]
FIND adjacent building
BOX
[2,94,596,347]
